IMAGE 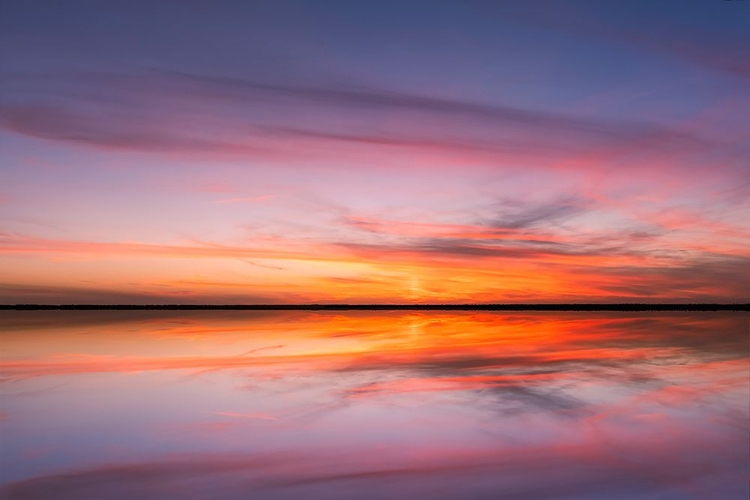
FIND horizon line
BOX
[2,303,749,311]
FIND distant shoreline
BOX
[2,304,748,311]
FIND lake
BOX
[1,311,748,499]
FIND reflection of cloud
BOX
[206,411,277,421]
[576,314,750,353]
[2,312,746,379]
[2,420,747,500]
[0,309,286,333]
[0,354,310,380]
[2,312,747,498]
[340,374,587,417]
[2,312,747,429]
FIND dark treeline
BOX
[3,304,749,311]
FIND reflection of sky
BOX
[1,1,750,303]
[1,311,748,499]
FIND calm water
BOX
[1,311,748,500]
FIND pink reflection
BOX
[0,311,747,499]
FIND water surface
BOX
[1,311,748,499]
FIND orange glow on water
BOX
[0,311,747,498]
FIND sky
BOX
[1,0,749,304]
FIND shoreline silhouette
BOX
[3,304,748,311]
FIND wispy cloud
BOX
[487,198,588,230]
[1,213,748,303]
[0,232,329,262]
[0,70,726,172]
[208,195,274,204]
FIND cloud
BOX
[487,198,588,230]
[329,199,750,301]
[163,70,664,138]
[0,103,277,157]
[0,71,722,170]
[592,256,750,300]
[3,213,748,303]
[208,196,274,204]
[342,216,562,245]
[0,232,333,263]
[0,282,283,306]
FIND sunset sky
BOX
[1,0,749,304]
